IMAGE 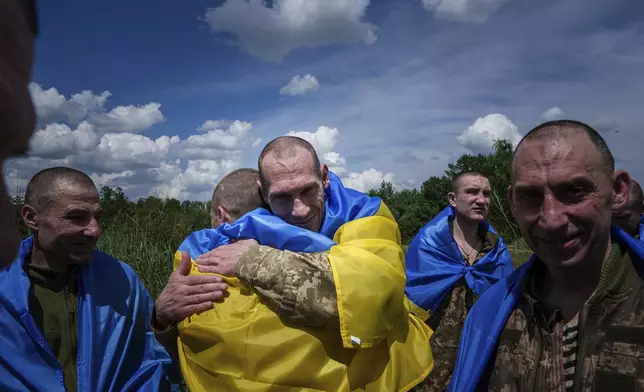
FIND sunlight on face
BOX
[34,183,103,265]
[262,149,328,232]
[450,175,492,223]
[509,133,615,269]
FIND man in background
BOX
[0,0,38,267]
[405,172,513,391]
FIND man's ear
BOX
[321,164,330,190]
[218,206,231,224]
[447,192,457,207]
[257,179,264,196]
[612,170,632,212]
[22,204,38,232]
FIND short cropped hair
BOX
[514,120,615,177]
[211,168,267,221]
[25,167,96,209]
[451,171,488,193]
[257,136,321,193]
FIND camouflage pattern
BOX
[412,228,498,392]
[236,244,339,328]
[487,241,644,392]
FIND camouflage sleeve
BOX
[235,244,339,328]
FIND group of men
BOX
[3,1,644,391]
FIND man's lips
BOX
[538,234,580,250]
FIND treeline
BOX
[10,139,519,296]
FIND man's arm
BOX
[235,245,339,328]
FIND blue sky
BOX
[5,0,644,200]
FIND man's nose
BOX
[292,198,310,218]
[539,193,569,230]
[84,218,101,238]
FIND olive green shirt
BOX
[27,263,79,392]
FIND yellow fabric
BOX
[175,202,434,392]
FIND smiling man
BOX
[449,120,644,392]
[405,172,513,391]
[0,167,179,391]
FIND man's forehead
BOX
[458,175,490,189]
[513,134,600,181]
[49,183,98,205]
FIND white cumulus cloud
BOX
[87,103,165,133]
[422,0,509,23]
[342,168,395,192]
[202,0,377,61]
[287,125,340,155]
[183,120,258,159]
[541,106,565,121]
[29,83,112,126]
[29,121,99,159]
[457,113,522,152]
[29,83,164,133]
[280,74,320,96]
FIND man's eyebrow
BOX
[270,182,319,198]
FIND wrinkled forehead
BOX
[512,135,602,183]
[456,175,491,192]
[46,182,99,210]
[262,152,320,195]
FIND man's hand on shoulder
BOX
[195,238,259,276]
[153,252,228,331]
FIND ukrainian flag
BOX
[174,172,433,391]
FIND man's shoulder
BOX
[90,250,148,290]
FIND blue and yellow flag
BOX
[0,237,180,392]
[175,172,433,392]
[448,224,644,392]
[405,206,514,313]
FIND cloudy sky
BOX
[5,0,644,200]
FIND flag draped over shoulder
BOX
[404,206,514,313]
[175,172,433,392]
[448,224,644,392]
[0,237,180,392]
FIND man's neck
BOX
[29,246,69,275]
[539,239,611,322]
[452,214,480,246]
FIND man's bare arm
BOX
[236,245,339,328]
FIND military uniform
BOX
[486,241,644,392]
[236,245,339,328]
[412,225,497,392]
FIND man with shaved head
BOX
[405,171,513,391]
[0,0,38,267]
[152,168,265,353]
[613,179,644,239]
[168,137,432,390]
[450,120,644,392]
[0,167,178,391]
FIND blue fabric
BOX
[404,206,514,313]
[639,215,644,240]
[179,171,382,259]
[0,237,180,392]
[448,224,644,392]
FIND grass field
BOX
[99,223,534,300]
